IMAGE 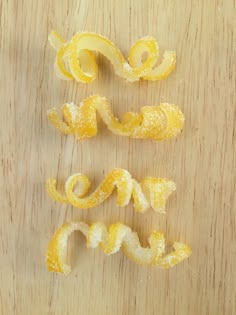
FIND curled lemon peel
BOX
[47,95,184,141]
[48,31,176,83]
[46,168,176,213]
[46,221,191,275]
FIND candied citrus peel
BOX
[47,95,184,140]
[46,221,191,275]
[46,168,176,213]
[48,30,176,83]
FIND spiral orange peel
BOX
[48,31,176,83]
[46,168,176,213]
[47,95,184,141]
[46,221,191,275]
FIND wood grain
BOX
[1,0,235,314]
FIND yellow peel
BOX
[48,31,176,83]
[47,95,184,141]
[46,168,176,213]
[46,221,191,275]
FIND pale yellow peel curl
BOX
[46,168,176,213]
[47,96,184,141]
[48,31,176,83]
[46,222,191,275]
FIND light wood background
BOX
[1,0,235,314]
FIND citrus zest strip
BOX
[46,168,176,213]
[48,31,176,83]
[46,221,191,275]
[47,95,184,141]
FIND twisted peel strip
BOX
[46,168,176,213]
[48,31,176,83]
[47,95,184,140]
[46,221,191,275]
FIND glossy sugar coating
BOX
[48,31,176,83]
[46,168,176,213]
[47,95,184,141]
[46,221,191,275]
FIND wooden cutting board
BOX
[1,1,235,314]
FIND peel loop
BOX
[49,31,176,82]
[46,168,176,213]
[47,96,184,141]
[46,221,191,275]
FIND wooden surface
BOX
[1,0,235,314]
